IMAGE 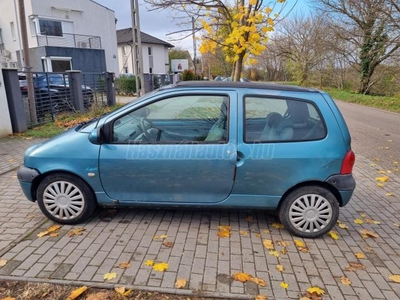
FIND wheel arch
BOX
[277,180,343,211]
[31,170,97,203]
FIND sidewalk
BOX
[0,137,399,299]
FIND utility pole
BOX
[18,0,37,123]
[130,0,145,96]
[192,16,197,78]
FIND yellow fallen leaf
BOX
[276,264,284,272]
[389,274,400,283]
[2,297,16,300]
[123,290,133,296]
[103,272,117,281]
[263,229,270,234]
[269,250,280,257]
[360,229,379,238]
[341,276,351,285]
[251,277,267,286]
[217,230,231,238]
[153,262,169,272]
[66,286,88,300]
[263,239,274,250]
[245,216,253,222]
[48,225,61,232]
[376,176,389,182]
[355,252,365,259]
[385,192,395,197]
[373,158,380,162]
[0,259,7,267]
[280,282,289,289]
[294,240,305,247]
[280,248,287,255]
[255,233,262,238]
[360,213,367,218]
[393,161,398,165]
[162,241,174,248]
[232,272,252,282]
[394,223,400,228]
[255,295,267,300]
[67,227,85,237]
[327,230,339,240]
[272,223,284,229]
[277,241,290,247]
[218,225,231,231]
[354,219,363,225]
[114,286,125,295]
[49,232,59,237]
[118,262,130,269]
[377,183,384,188]
[239,230,249,236]
[370,163,377,167]
[153,234,168,240]
[365,219,381,225]
[306,286,325,295]
[378,170,387,174]
[145,260,154,266]
[337,221,348,229]
[348,262,366,270]
[175,278,187,288]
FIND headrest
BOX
[266,112,283,127]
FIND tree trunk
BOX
[233,52,245,81]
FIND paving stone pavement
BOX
[0,137,399,299]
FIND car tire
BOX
[279,186,339,238]
[37,173,97,224]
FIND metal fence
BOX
[36,33,102,49]
[19,71,109,127]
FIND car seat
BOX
[260,112,294,141]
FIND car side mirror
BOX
[88,127,103,144]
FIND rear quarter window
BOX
[244,96,326,143]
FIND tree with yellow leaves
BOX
[144,0,291,81]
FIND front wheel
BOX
[279,186,339,238]
[37,173,97,224]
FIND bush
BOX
[115,75,136,95]
[181,70,195,81]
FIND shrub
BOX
[181,70,195,81]
[115,75,136,95]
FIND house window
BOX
[123,67,128,74]
[39,19,62,36]
[10,22,16,40]
[122,46,128,56]
[148,47,152,56]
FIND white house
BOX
[0,0,119,75]
[117,28,174,75]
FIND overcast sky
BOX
[94,0,309,55]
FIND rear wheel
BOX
[279,186,339,238]
[37,173,97,224]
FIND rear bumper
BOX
[325,174,356,206]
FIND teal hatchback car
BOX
[18,81,355,238]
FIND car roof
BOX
[166,81,319,93]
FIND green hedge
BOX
[115,75,136,95]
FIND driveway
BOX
[0,107,400,299]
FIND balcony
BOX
[36,33,102,49]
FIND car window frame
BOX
[108,93,231,145]
[242,95,327,144]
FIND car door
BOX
[98,91,237,203]
[233,92,333,208]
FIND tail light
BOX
[341,150,355,174]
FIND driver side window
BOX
[112,95,229,144]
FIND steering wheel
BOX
[140,117,156,139]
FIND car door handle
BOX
[236,151,245,167]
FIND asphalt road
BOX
[336,100,399,173]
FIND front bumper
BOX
[17,165,40,202]
[325,173,356,206]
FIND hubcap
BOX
[43,181,85,220]
[288,194,332,233]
